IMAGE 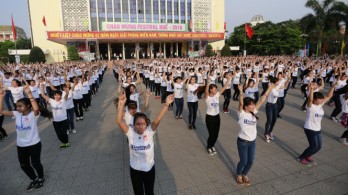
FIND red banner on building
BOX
[47,31,224,41]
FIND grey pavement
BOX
[1,70,348,195]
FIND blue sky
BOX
[0,0,312,37]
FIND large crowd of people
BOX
[114,56,348,194]
[1,55,348,194]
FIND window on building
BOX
[187,0,191,21]
[145,0,152,23]
[114,0,121,22]
[90,0,98,30]
[160,0,165,23]
[106,0,113,22]
[98,0,106,26]
[122,0,129,22]
[130,0,136,22]
[167,0,172,23]
[174,0,179,23]
[180,0,185,23]
[138,0,144,22]
[153,0,159,23]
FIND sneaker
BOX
[65,143,70,148]
[26,180,37,192]
[175,116,179,120]
[80,117,84,121]
[189,124,193,129]
[306,156,317,165]
[179,115,183,119]
[76,117,80,121]
[60,143,66,149]
[85,108,89,111]
[0,136,8,142]
[332,117,338,122]
[339,138,348,145]
[72,129,77,134]
[236,176,243,184]
[192,124,197,129]
[67,130,70,135]
[269,133,274,140]
[207,148,214,155]
[242,175,251,186]
[35,178,45,190]
[296,158,312,166]
[211,147,217,154]
[264,134,270,143]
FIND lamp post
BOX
[300,34,308,57]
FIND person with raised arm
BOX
[116,92,174,195]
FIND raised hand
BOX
[165,94,174,106]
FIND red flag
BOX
[245,23,254,39]
[11,14,16,40]
[42,16,46,26]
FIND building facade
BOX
[28,0,225,63]
[0,25,26,42]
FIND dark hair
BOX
[127,100,138,109]
[53,90,63,96]
[16,98,53,119]
[125,84,136,106]
[269,76,279,84]
[209,84,218,92]
[313,92,324,100]
[133,113,150,126]
[243,97,259,120]
[12,79,22,86]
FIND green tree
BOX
[205,44,214,57]
[220,45,232,56]
[16,38,32,49]
[0,41,15,64]
[67,45,80,60]
[29,46,46,63]
[300,0,346,56]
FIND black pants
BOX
[154,83,161,96]
[82,93,91,109]
[291,76,298,88]
[341,130,348,139]
[261,82,268,96]
[223,89,231,110]
[73,99,84,117]
[187,101,198,125]
[130,166,155,195]
[160,86,167,103]
[0,115,8,137]
[174,98,184,116]
[53,120,69,143]
[206,114,220,149]
[17,142,44,180]
[331,94,342,118]
[149,80,155,92]
[233,84,240,100]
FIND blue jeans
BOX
[299,128,322,159]
[174,97,184,116]
[265,102,278,135]
[66,108,75,130]
[236,138,256,176]
[4,90,14,111]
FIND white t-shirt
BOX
[304,104,324,131]
[244,88,255,99]
[71,83,83,99]
[187,84,199,102]
[124,111,134,127]
[82,81,90,94]
[29,86,39,99]
[13,111,40,147]
[49,98,67,122]
[233,72,241,84]
[2,77,13,87]
[267,87,279,104]
[8,87,24,103]
[173,82,184,98]
[63,91,74,109]
[129,93,140,113]
[340,94,348,113]
[205,92,220,116]
[238,109,258,141]
[126,126,155,172]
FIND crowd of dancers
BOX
[114,56,348,194]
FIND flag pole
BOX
[244,23,247,57]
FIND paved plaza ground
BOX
[1,69,348,195]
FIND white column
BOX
[176,42,179,57]
[150,42,153,59]
[107,42,111,61]
[136,43,140,60]
[159,42,162,58]
[122,42,125,60]
[163,42,166,59]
